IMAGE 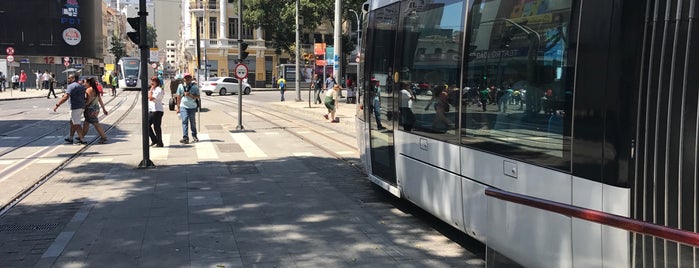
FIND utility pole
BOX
[333,0,342,87]
[295,0,301,101]
[236,0,244,130]
[137,0,153,168]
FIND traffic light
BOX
[240,42,249,60]
[127,16,141,45]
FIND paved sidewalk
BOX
[0,90,480,267]
[0,88,65,101]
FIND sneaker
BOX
[180,138,189,144]
[75,138,88,145]
[64,137,73,144]
[192,137,199,142]
[323,114,329,120]
[331,120,339,123]
[154,143,164,148]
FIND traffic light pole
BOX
[137,0,154,168]
[236,0,244,130]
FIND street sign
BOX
[6,55,14,62]
[64,61,70,67]
[74,64,83,68]
[20,59,29,64]
[6,47,14,55]
[63,57,70,62]
[151,62,158,69]
[234,63,248,79]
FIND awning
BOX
[62,68,82,73]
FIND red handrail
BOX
[484,187,699,247]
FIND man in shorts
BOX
[53,74,87,144]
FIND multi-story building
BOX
[180,0,339,87]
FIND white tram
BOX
[356,0,699,267]
[117,57,142,90]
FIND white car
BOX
[201,77,252,96]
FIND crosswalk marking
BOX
[0,160,15,165]
[322,131,337,134]
[88,158,113,163]
[37,158,63,164]
[230,133,267,158]
[195,134,218,159]
[264,132,281,135]
[1,136,20,140]
[293,152,314,157]
[150,134,170,161]
[296,131,311,134]
[336,151,355,155]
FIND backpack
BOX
[279,81,285,89]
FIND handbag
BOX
[168,96,176,111]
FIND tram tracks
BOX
[205,96,362,169]
[0,91,141,217]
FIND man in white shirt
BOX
[42,71,50,90]
[34,70,41,89]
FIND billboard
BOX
[0,0,101,58]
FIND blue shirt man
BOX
[176,73,200,144]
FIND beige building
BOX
[180,0,335,87]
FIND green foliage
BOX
[147,24,158,48]
[109,36,126,64]
[243,0,365,55]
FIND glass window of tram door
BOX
[461,0,575,171]
[396,0,464,142]
[363,3,401,183]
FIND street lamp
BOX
[348,9,360,79]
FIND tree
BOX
[109,36,126,64]
[147,24,158,48]
[243,0,365,55]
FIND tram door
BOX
[364,3,400,184]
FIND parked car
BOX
[201,77,251,96]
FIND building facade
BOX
[0,0,104,80]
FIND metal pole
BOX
[294,0,301,101]
[349,9,360,83]
[236,0,244,130]
[138,0,153,168]
[333,0,342,88]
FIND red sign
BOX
[64,61,70,67]
[234,63,248,79]
[6,47,15,55]
[316,60,326,66]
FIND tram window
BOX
[461,0,574,170]
[396,0,465,142]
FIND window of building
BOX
[228,18,254,39]
[209,17,217,39]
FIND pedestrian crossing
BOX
[0,132,358,167]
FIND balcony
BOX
[189,1,218,11]
[185,38,252,50]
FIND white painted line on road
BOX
[293,152,314,157]
[230,133,267,158]
[322,131,337,134]
[0,160,16,165]
[88,158,113,163]
[0,136,20,140]
[264,132,281,135]
[195,134,218,160]
[296,131,311,134]
[150,134,170,161]
[43,136,63,139]
[336,151,355,155]
[37,158,63,164]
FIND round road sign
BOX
[63,57,70,62]
[234,63,248,79]
[6,47,15,55]
[6,55,14,62]
[64,61,70,67]
[151,62,158,69]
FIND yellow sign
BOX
[105,64,115,71]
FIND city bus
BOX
[117,57,141,90]
[357,0,699,267]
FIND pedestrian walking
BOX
[0,71,6,91]
[47,73,57,98]
[175,73,200,144]
[399,82,416,131]
[19,70,27,91]
[42,70,50,90]
[81,77,109,144]
[110,71,118,96]
[312,74,322,104]
[34,70,41,90]
[148,76,164,147]
[53,74,88,145]
[11,73,19,89]
[323,84,341,123]
[277,76,286,101]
